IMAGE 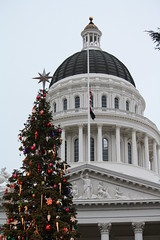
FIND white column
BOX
[111,134,115,162]
[144,135,149,169]
[116,126,121,163]
[67,135,71,163]
[153,140,158,173]
[61,127,65,161]
[132,222,145,240]
[141,145,145,168]
[98,223,111,240]
[132,129,138,166]
[79,125,83,162]
[98,124,102,162]
[124,136,128,163]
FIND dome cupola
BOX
[49,17,135,87]
[81,17,102,50]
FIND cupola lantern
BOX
[81,17,102,50]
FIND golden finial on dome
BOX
[89,16,93,23]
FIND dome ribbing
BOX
[49,50,135,87]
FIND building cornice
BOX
[73,198,160,207]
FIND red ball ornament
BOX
[43,93,46,97]
[65,207,69,212]
[13,173,17,179]
[45,224,51,231]
[63,227,68,233]
[63,179,66,183]
[47,122,52,127]
[31,143,36,151]
[36,95,41,100]
[31,146,34,151]
[10,218,14,222]
[49,163,53,167]
[48,169,52,175]
[29,161,32,165]
[30,118,34,122]
[53,184,57,189]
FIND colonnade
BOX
[60,125,159,174]
[98,222,145,240]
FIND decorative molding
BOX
[132,222,145,233]
[73,198,160,207]
[98,222,111,233]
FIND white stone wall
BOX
[48,73,160,176]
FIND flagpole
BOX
[87,33,90,164]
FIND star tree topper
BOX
[33,69,52,90]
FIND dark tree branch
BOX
[146,28,160,50]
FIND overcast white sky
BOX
[0,0,160,174]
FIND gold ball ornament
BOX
[26,172,30,177]
[89,16,93,22]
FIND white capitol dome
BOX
[48,17,160,240]
[48,17,160,182]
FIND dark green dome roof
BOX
[49,50,135,87]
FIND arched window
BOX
[103,138,108,161]
[53,103,56,113]
[126,101,129,111]
[128,143,132,164]
[114,97,119,109]
[135,105,137,114]
[74,138,79,162]
[65,140,67,162]
[75,96,80,109]
[63,98,67,110]
[102,95,107,108]
[90,137,94,161]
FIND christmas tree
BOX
[2,70,79,240]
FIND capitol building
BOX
[1,18,160,240]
